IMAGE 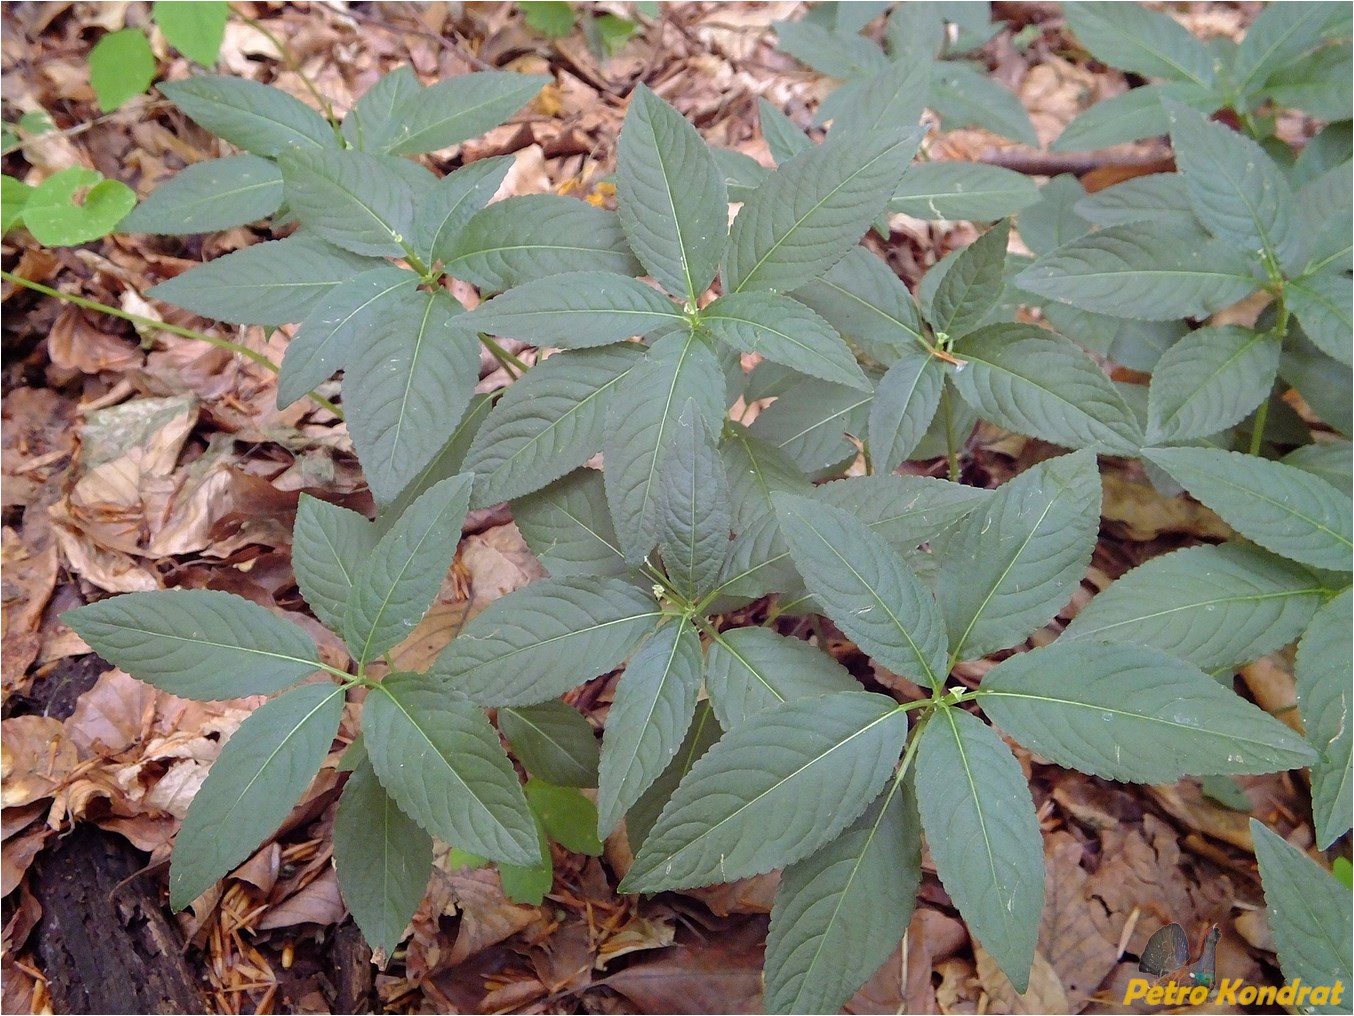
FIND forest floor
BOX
[0,2,1330,1013]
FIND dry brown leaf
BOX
[1101,472,1232,542]
[1039,832,1122,1009]
[256,867,345,930]
[435,863,539,966]
[601,915,766,1014]
[65,667,156,756]
[460,522,549,604]
[976,945,1070,1015]
[1,714,78,807]
[595,913,675,969]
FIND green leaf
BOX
[1074,173,1194,230]
[497,822,552,905]
[513,469,629,578]
[604,331,726,563]
[344,291,480,505]
[1052,81,1214,153]
[523,1,575,37]
[1,176,35,236]
[277,265,420,409]
[621,691,907,892]
[725,128,921,295]
[819,59,930,136]
[1281,331,1353,438]
[759,100,813,169]
[121,154,280,234]
[409,155,510,259]
[1296,590,1353,849]
[90,29,156,111]
[710,146,770,203]
[980,641,1316,782]
[597,621,703,834]
[457,272,683,348]
[500,701,600,788]
[765,782,920,1015]
[445,196,641,293]
[333,758,433,958]
[1283,441,1353,497]
[464,345,643,508]
[720,424,814,531]
[1146,325,1281,443]
[868,348,945,471]
[170,682,344,909]
[775,491,947,689]
[431,576,661,706]
[792,247,926,364]
[657,402,731,599]
[378,393,494,529]
[1144,447,1353,572]
[63,589,320,700]
[292,495,378,633]
[1064,2,1213,86]
[21,167,136,246]
[704,626,858,729]
[700,292,870,390]
[936,450,1101,661]
[627,701,721,850]
[1015,175,1089,257]
[525,780,603,855]
[814,474,992,550]
[1261,41,1354,120]
[344,474,472,665]
[923,221,1009,341]
[950,325,1144,455]
[152,1,227,64]
[915,706,1042,993]
[747,377,872,478]
[773,18,889,78]
[381,71,551,156]
[147,233,370,326]
[1288,271,1352,367]
[1015,221,1259,321]
[1250,819,1353,1012]
[1064,543,1325,671]
[890,162,1040,221]
[366,673,540,866]
[159,75,337,156]
[928,63,1040,147]
[1233,3,1336,97]
[1167,101,1304,272]
[279,149,415,258]
[340,66,421,152]
[617,84,728,303]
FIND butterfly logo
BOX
[1138,922,1221,989]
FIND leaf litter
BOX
[1,2,1330,1013]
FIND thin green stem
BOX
[941,385,960,482]
[479,334,530,378]
[231,9,339,132]
[4,269,277,368]
[1248,398,1271,456]
[2,270,343,418]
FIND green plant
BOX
[55,4,1352,1012]
[1055,2,1351,150]
[520,1,656,58]
[89,1,229,111]
[770,1,1044,222]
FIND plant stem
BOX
[231,8,340,132]
[1,270,343,418]
[3,269,278,368]
[940,385,960,482]
[1249,284,1292,456]
[479,334,529,378]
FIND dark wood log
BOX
[329,920,376,1014]
[31,824,210,1015]
[25,655,210,1015]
